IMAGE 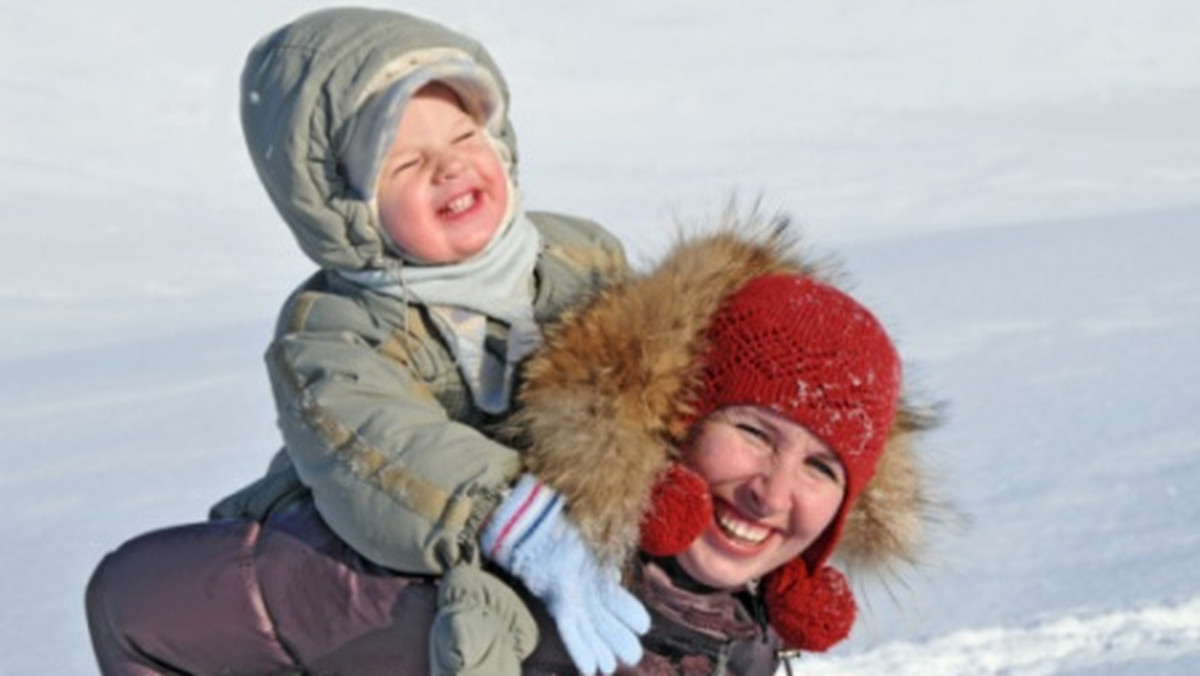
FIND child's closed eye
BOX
[387,155,421,175]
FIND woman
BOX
[511,219,937,674]
[86,219,937,675]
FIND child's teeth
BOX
[445,193,475,215]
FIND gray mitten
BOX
[430,564,538,676]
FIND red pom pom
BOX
[763,560,857,652]
[639,463,712,557]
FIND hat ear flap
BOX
[763,559,857,652]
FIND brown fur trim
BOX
[509,213,936,574]
[836,396,941,572]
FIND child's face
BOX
[376,83,509,264]
[675,405,846,589]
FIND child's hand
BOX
[482,474,650,675]
[639,463,712,557]
[431,564,538,675]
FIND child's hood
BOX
[240,8,517,272]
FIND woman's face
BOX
[675,405,846,589]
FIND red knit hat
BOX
[694,273,902,572]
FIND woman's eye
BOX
[808,458,844,484]
[452,129,477,144]
[735,422,770,443]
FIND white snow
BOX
[3,1,1199,674]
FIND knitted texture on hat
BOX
[695,274,901,571]
[640,464,711,557]
[763,558,857,651]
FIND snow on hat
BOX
[695,273,902,571]
[340,48,506,200]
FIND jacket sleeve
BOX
[526,211,630,321]
[266,286,520,574]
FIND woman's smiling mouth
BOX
[714,501,771,545]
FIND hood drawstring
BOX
[747,580,770,641]
[713,642,731,676]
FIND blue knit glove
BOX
[481,474,650,675]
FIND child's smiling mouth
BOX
[438,190,479,217]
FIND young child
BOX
[88,6,645,676]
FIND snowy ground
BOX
[3,2,1199,674]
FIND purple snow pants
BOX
[85,505,440,676]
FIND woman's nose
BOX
[748,469,792,517]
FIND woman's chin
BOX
[676,530,774,589]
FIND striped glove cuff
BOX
[481,474,562,566]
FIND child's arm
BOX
[266,286,517,575]
[267,213,628,576]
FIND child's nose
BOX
[432,153,466,183]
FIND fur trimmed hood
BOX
[509,215,938,577]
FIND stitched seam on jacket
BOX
[294,389,468,529]
[270,299,467,530]
[283,292,320,335]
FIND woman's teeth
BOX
[715,503,770,544]
[441,192,476,215]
